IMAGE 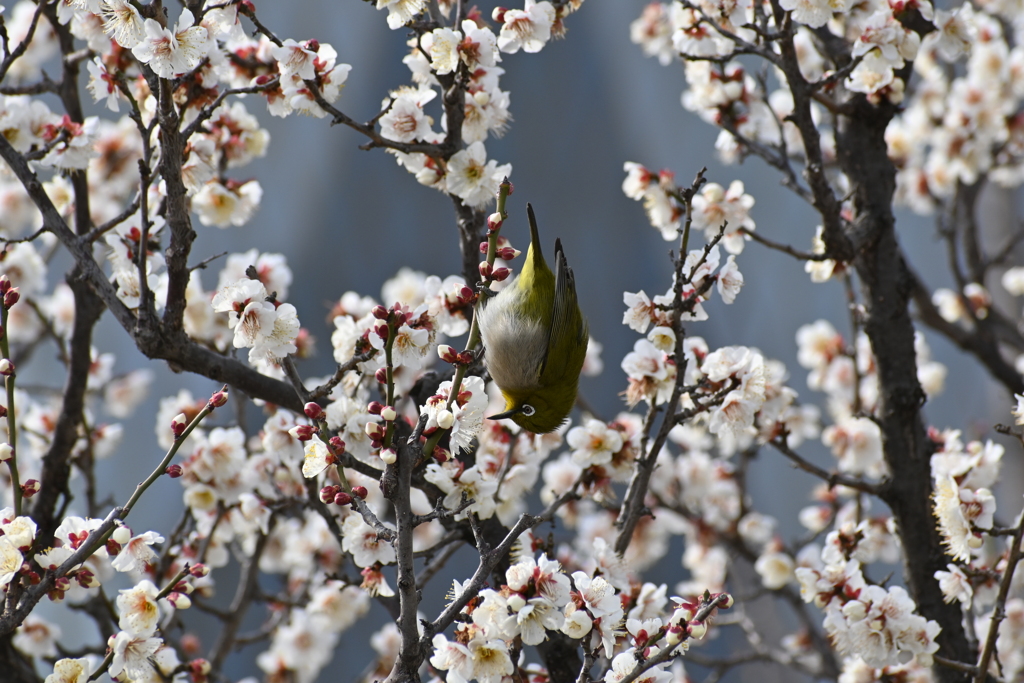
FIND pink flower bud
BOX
[190,659,212,676]
[375,368,388,384]
[333,491,352,506]
[0,443,12,462]
[479,261,492,279]
[171,413,189,438]
[208,390,228,408]
[688,620,707,640]
[438,345,459,363]
[367,401,383,415]
[364,421,385,440]
[380,448,397,465]
[352,486,368,499]
[491,267,511,282]
[380,405,397,421]
[0,359,14,376]
[374,322,390,340]
[21,479,39,497]
[304,402,325,420]
[4,288,20,308]
[487,212,503,231]
[497,247,521,260]
[479,241,489,254]
[167,592,192,609]
[372,305,389,320]
[328,436,346,454]
[320,485,339,503]
[165,464,183,478]
[189,564,210,578]
[288,424,317,441]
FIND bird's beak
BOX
[487,406,520,421]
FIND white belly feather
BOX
[478,279,548,393]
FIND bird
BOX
[478,203,588,434]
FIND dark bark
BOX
[838,97,974,683]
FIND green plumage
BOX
[478,204,588,433]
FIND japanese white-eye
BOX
[478,204,588,433]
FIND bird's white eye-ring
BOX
[521,404,536,417]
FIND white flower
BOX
[717,255,743,303]
[45,658,93,683]
[108,631,162,680]
[271,39,319,80]
[446,141,512,209]
[381,90,437,143]
[131,9,210,78]
[1001,266,1024,296]
[935,563,973,608]
[778,0,850,29]
[0,536,24,587]
[822,416,886,478]
[571,572,620,618]
[192,179,262,227]
[498,0,555,54]
[754,551,795,589]
[86,58,120,111]
[100,0,145,48]
[111,530,164,573]
[567,419,623,469]
[376,0,426,29]
[14,615,61,657]
[341,514,397,567]
[116,580,161,636]
[301,435,334,478]
[846,49,896,95]
[428,27,462,74]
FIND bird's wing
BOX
[540,239,588,377]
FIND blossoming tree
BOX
[0,0,1022,683]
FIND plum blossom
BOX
[110,530,164,572]
[445,141,512,209]
[131,9,211,79]
[108,631,162,680]
[116,580,161,637]
[498,1,556,54]
[341,514,397,567]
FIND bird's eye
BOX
[521,404,536,417]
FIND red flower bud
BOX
[305,39,320,52]
[367,401,383,415]
[352,486,368,499]
[491,267,511,282]
[304,402,325,420]
[433,446,449,463]
[457,286,475,304]
[0,359,14,376]
[209,390,228,408]
[497,246,520,260]
[0,275,10,293]
[492,6,507,23]
[165,464,184,478]
[328,436,346,455]
[438,345,460,364]
[479,241,490,253]
[372,305,389,320]
[487,212,503,232]
[375,368,388,384]
[320,485,339,503]
[374,322,390,340]
[21,479,40,497]
[189,564,210,577]
[3,288,20,308]
[289,424,317,441]
[333,491,352,506]
[479,261,492,279]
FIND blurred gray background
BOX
[63,1,1022,680]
